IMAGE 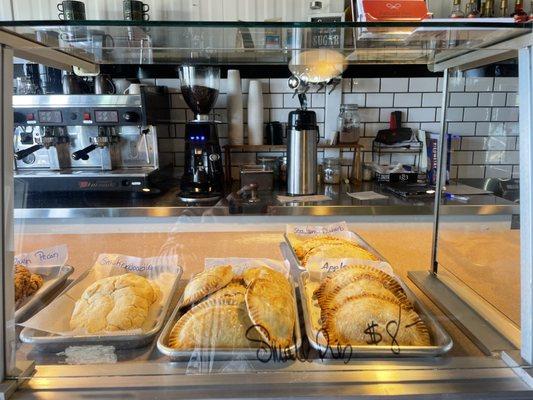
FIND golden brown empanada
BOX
[245,278,295,348]
[243,267,292,294]
[182,265,233,307]
[168,298,259,349]
[292,235,347,262]
[302,241,378,267]
[315,265,387,308]
[323,294,430,347]
[320,271,410,316]
[208,282,246,303]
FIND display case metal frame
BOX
[0,22,530,399]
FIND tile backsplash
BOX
[152,76,519,181]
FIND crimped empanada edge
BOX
[245,278,294,348]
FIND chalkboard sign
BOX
[309,13,345,49]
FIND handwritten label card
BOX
[94,253,180,280]
[14,244,68,267]
[287,221,348,236]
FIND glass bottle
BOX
[466,0,481,17]
[450,0,466,17]
[323,158,342,184]
[499,0,509,16]
[529,0,533,19]
[337,104,361,144]
[482,0,494,16]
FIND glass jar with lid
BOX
[337,104,361,144]
[322,157,341,184]
[256,156,279,182]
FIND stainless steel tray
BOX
[19,269,182,352]
[157,279,302,362]
[298,271,453,357]
[284,231,386,271]
[15,265,74,323]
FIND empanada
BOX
[245,278,295,348]
[208,282,246,303]
[320,271,410,316]
[182,265,233,307]
[292,235,347,262]
[302,241,378,267]
[315,265,388,308]
[243,267,292,294]
[168,298,259,349]
[323,294,430,347]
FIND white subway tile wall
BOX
[154,76,519,180]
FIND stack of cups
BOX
[247,80,264,146]
[227,70,244,146]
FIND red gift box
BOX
[358,0,432,22]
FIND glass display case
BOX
[0,17,531,399]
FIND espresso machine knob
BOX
[123,111,139,123]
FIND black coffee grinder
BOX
[178,65,224,202]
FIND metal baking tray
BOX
[284,231,386,270]
[298,271,453,357]
[157,279,302,362]
[19,269,182,352]
[15,265,74,323]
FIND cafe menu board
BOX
[309,13,345,49]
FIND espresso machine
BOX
[13,86,170,192]
[178,65,224,202]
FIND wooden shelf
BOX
[223,143,365,184]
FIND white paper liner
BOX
[20,253,181,337]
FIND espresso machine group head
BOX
[177,65,224,203]
[13,86,170,192]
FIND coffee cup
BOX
[123,0,150,21]
[57,0,86,20]
[123,83,145,95]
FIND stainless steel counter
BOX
[14,181,519,219]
